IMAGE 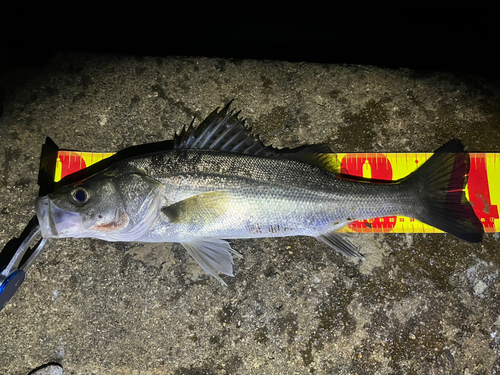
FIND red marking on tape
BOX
[341,153,397,232]
[468,154,499,232]
[59,152,87,180]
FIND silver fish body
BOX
[35,104,484,284]
[128,149,415,243]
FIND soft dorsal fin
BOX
[175,102,341,173]
[281,144,342,174]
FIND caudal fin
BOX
[406,139,484,243]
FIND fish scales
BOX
[126,149,416,242]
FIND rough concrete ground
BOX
[0,53,499,374]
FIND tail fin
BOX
[406,139,484,243]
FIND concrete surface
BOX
[29,363,63,375]
[1,53,499,374]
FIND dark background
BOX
[0,3,497,78]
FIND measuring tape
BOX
[50,151,500,234]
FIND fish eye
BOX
[71,186,91,205]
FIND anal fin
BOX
[317,232,364,259]
[181,238,243,286]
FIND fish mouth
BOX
[35,196,83,238]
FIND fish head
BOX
[35,169,163,241]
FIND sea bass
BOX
[35,104,484,284]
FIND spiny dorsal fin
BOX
[175,102,340,173]
[174,101,277,157]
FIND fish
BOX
[35,103,484,284]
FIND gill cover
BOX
[36,170,163,241]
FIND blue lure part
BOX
[0,222,46,312]
[0,268,26,311]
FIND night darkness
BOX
[0,4,497,78]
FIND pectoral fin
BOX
[181,238,243,286]
[161,191,230,225]
[317,232,364,259]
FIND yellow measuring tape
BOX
[52,151,500,234]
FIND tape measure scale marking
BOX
[52,150,500,233]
